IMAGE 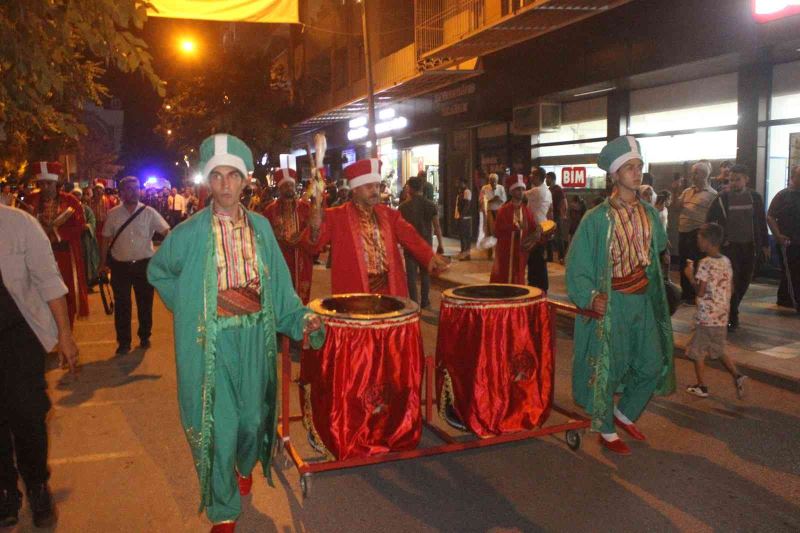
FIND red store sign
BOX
[561,167,587,188]
[752,0,800,22]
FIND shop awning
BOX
[291,61,482,137]
[417,0,634,65]
[148,0,298,24]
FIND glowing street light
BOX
[167,129,173,136]
[179,38,196,55]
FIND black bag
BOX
[97,271,114,315]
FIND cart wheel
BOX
[566,430,581,451]
[300,473,312,498]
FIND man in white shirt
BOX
[99,176,170,354]
[167,187,186,227]
[0,204,78,528]
[524,166,552,291]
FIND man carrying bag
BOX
[99,176,170,354]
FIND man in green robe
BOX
[565,136,675,455]
[148,134,324,532]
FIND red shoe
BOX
[210,522,236,533]
[598,435,631,455]
[614,418,647,441]
[236,472,252,496]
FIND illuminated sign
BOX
[752,0,800,22]
[347,110,408,141]
[562,167,587,188]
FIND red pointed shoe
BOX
[598,435,631,455]
[210,522,236,533]
[614,418,647,441]
[237,472,252,496]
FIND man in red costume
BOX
[24,162,88,325]
[263,168,315,303]
[310,158,448,297]
[89,180,117,238]
[490,174,540,285]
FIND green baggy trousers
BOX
[600,290,664,433]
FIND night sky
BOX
[106,16,279,184]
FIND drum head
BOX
[310,293,418,320]
[446,284,540,301]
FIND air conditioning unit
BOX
[512,102,562,134]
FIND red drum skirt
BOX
[436,284,553,437]
[301,294,423,460]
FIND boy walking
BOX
[683,223,748,399]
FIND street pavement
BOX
[13,244,800,532]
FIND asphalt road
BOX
[19,263,800,532]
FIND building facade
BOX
[288,0,800,237]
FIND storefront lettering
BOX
[434,83,476,104]
[562,167,587,188]
[441,102,469,117]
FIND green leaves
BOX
[0,0,163,171]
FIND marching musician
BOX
[309,158,449,297]
[147,134,324,532]
[263,168,315,303]
[24,162,88,326]
[490,174,539,285]
[565,136,675,455]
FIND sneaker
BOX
[0,489,21,527]
[26,483,56,528]
[686,384,709,398]
[115,344,131,355]
[735,375,748,399]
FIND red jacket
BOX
[315,202,435,297]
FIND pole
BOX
[360,0,378,158]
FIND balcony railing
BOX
[415,0,633,65]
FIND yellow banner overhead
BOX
[148,0,298,24]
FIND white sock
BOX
[601,432,620,442]
[614,407,633,425]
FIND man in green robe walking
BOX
[148,134,324,531]
[565,136,675,455]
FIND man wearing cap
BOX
[263,168,315,303]
[309,158,449,297]
[24,162,88,326]
[147,134,324,532]
[566,136,675,455]
[491,174,539,285]
[99,176,170,355]
[674,160,718,302]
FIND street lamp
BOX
[180,38,196,54]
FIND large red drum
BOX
[436,284,554,437]
[300,294,423,460]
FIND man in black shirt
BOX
[768,164,800,311]
[399,177,444,309]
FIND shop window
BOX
[629,73,738,134]
[535,97,607,145]
[771,60,800,121]
[533,140,606,158]
[766,124,800,209]
[638,130,737,165]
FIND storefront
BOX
[766,60,800,208]
[400,143,440,202]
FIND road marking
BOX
[76,340,117,346]
[53,399,141,410]
[758,341,800,359]
[49,451,140,465]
